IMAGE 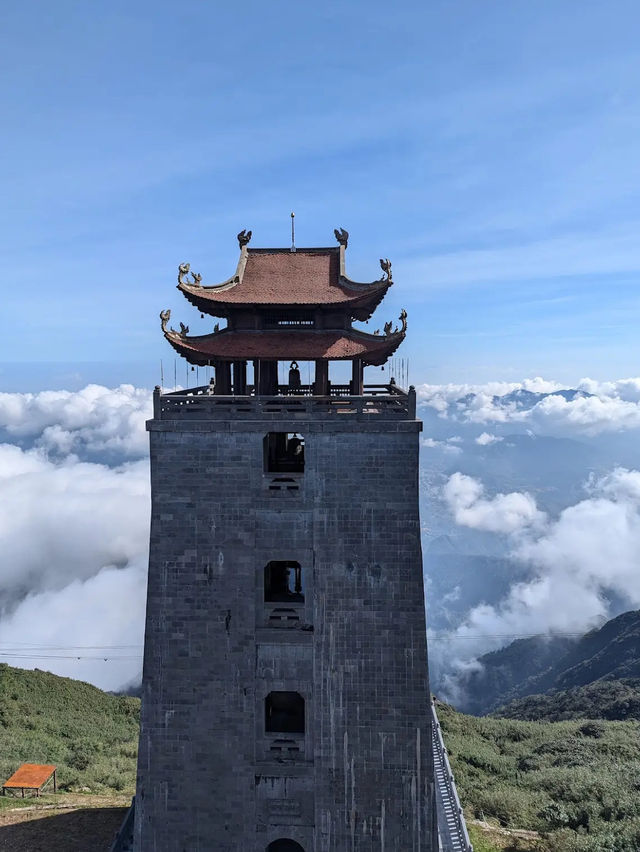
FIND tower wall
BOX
[134,411,435,851]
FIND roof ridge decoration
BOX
[237,228,252,248]
[160,309,190,339]
[178,263,202,287]
[373,309,407,337]
[379,258,392,282]
[334,227,349,247]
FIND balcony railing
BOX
[152,383,416,421]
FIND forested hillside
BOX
[458,610,640,715]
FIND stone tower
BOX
[134,229,436,851]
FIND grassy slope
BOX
[4,665,640,851]
[438,701,640,852]
[0,664,139,794]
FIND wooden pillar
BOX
[53,770,57,793]
[214,361,231,395]
[314,360,329,396]
[351,358,363,395]
[257,360,278,395]
[232,360,247,395]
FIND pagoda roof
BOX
[160,321,407,368]
[177,246,391,321]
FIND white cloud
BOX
[421,437,463,454]
[0,445,149,599]
[443,472,545,534]
[475,432,503,446]
[417,376,640,436]
[0,387,151,691]
[438,468,640,698]
[0,563,146,692]
[0,384,151,459]
[526,392,640,436]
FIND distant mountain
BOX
[456,387,593,414]
[425,552,531,631]
[495,388,592,409]
[456,610,640,715]
[455,432,601,504]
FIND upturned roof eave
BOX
[162,327,405,367]
[177,280,391,321]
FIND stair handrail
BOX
[109,795,135,852]
[432,702,473,851]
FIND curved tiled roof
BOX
[178,247,390,320]
[163,327,405,367]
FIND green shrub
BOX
[0,664,139,795]
[436,701,640,850]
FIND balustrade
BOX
[153,384,416,420]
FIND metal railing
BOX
[109,796,135,851]
[153,383,416,421]
[432,704,473,852]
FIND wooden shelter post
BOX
[351,358,364,395]
[314,360,329,395]
[232,360,247,395]
[214,362,231,395]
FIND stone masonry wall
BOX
[133,416,435,852]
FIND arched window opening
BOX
[264,561,304,603]
[265,692,305,734]
[264,433,305,473]
[267,841,305,852]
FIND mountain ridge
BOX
[456,609,640,715]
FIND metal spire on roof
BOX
[290,211,296,253]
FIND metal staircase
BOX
[432,704,473,852]
[109,796,134,852]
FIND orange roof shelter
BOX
[2,763,57,797]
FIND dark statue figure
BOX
[334,227,349,247]
[288,360,301,390]
[237,229,252,248]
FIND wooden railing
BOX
[153,384,416,421]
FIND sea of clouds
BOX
[0,385,151,691]
[1,378,639,698]
[416,377,640,703]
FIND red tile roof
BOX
[178,248,390,319]
[164,328,404,367]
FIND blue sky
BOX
[2,0,640,390]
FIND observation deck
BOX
[152,382,417,422]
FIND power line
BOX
[430,632,586,640]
